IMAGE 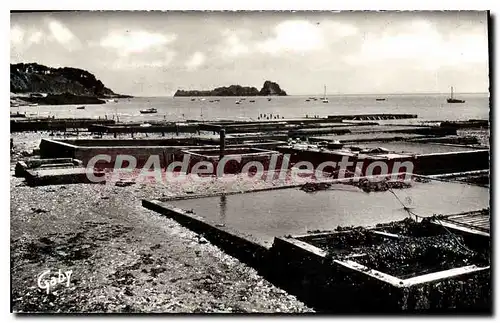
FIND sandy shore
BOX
[10,132,313,313]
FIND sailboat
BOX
[447,86,465,103]
[322,85,329,103]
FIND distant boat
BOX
[249,100,255,103]
[191,98,196,101]
[322,85,329,103]
[305,99,310,102]
[235,101,241,105]
[28,103,38,107]
[375,98,386,101]
[447,86,465,103]
[76,106,85,110]
[268,98,272,101]
[139,108,158,114]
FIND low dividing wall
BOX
[327,113,418,121]
[182,148,282,174]
[277,145,490,176]
[88,123,199,134]
[39,138,489,176]
[142,199,269,268]
[39,138,287,169]
[142,196,490,313]
[14,158,82,178]
[11,118,115,132]
[414,150,490,175]
[24,168,105,186]
[271,236,490,313]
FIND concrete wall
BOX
[414,150,490,175]
[270,236,490,312]
[40,139,287,169]
[188,154,283,175]
[277,146,490,176]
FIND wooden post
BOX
[219,128,226,160]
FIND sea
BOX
[11,93,490,124]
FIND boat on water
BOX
[305,99,310,102]
[139,108,158,114]
[249,100,255,103]
[76,106,85,110]
[190,98,196,101]
[267,98,272,101]
[29,103,38,107]
[235,101,241,105]
[322,85,329,103]
[447,86,465,103]
[375,98,386,101]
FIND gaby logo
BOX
[37,269,73,294]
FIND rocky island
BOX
[174,80,287,97]
[10,63,132,105]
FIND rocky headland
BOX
[174,80,287,97]
[10,63,132,105]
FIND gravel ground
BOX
[10,132,314,313]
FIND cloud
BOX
[100,30,177,56]
[110,51,177,70]
[10,25,25,44]
[216,20,357,58]
[257,20,324,54]
[218,29,251,57]
[346,19,488,69]
[48,20,76,44]
[185,51,206,70]
[256,20,358,55]
[29,31,43,44]
[320,20,358,38]
[11,26,45,52]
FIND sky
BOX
[10,11,490,96]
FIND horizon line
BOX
[131,91,490,97]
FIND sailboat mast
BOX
[451,86,454,99]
